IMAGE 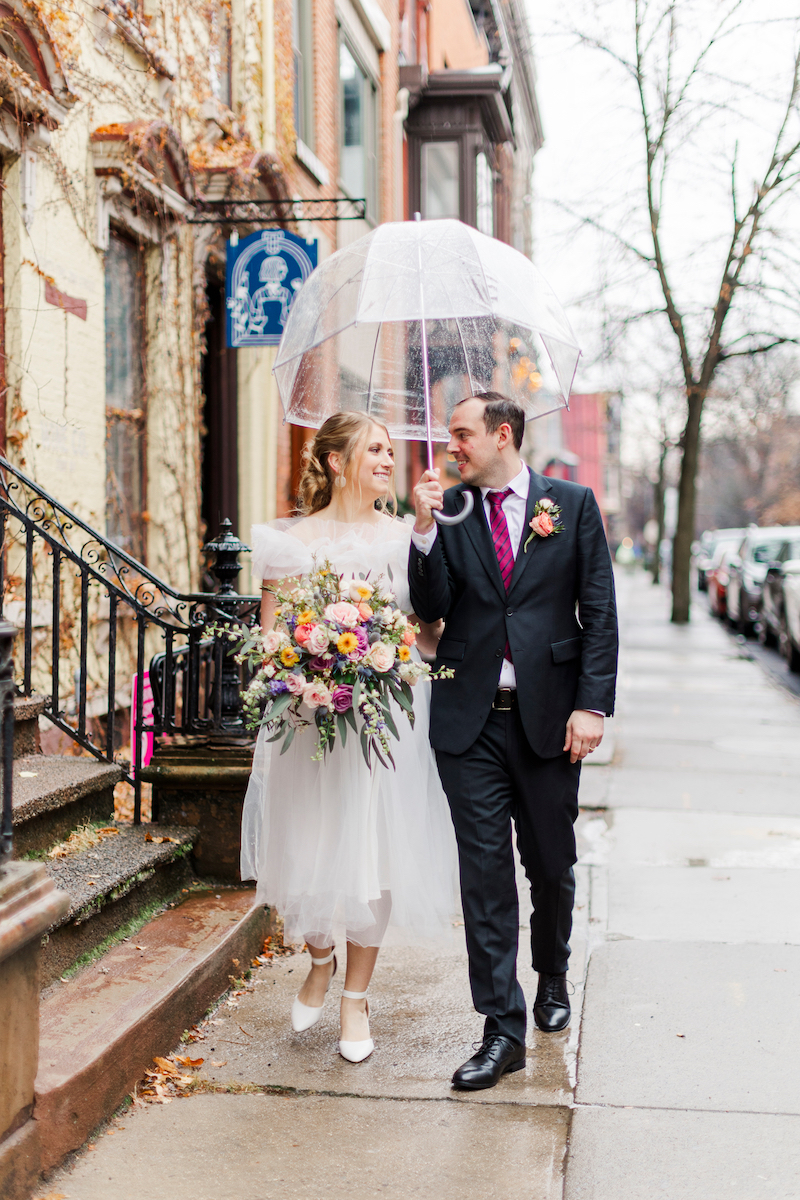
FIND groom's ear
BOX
[496,422,514,450]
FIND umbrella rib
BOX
[366,322,381,416]
[454,316,476,397]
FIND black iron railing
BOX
[0,619,15,870]
[0,457,260,829]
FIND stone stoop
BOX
[39,824,198,987]
[11,756,122,858]
[34,888,269,1174]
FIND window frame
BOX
[293,0,315,151]
[337,30,379,222]
[104,227,148,563]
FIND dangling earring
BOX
[336,474,347,489]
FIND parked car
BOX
[726,527,800,636]
[695,528,746,592]
[707,542,742,618]
[759,534,800,648]
[778,550,800,672]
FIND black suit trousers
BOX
[435,705,579,1046]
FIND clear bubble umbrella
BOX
[273,216,581,524]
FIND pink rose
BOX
[367,641,396,673]
[263,629,285,656]
[357,602,374,621]
[306,625,331,655]
[285,672,305,695]
[530,512,555,538]
[348,627,369,661]
[402,624,417,646]
[294,623,316,646]
[324,601,360,629]
[303,681,333,709]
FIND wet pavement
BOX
[566,571,800,1199]
[46,570,800,1198]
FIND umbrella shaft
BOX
[419,317,435,472]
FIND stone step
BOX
[39,822,198,987]
[13,693,46,759]
[35,887,268,1174]
[10,755,122,857]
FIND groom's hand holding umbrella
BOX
[413,469,444,536]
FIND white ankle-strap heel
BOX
[339,989,374,1063]
[291,948,337,1033]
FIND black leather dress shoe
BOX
[533,972,570,1032]
[451,1035,526,1090]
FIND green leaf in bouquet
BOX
[267,692,294,720]
[344,705,358,733]
[387,681,413,713]
[359,726,371,769]
[336,713,348,747]
[265,728,285,743]
[381,705,400,742]
[279,724,297,755]
[352,675,362,712]
[400,680,414,705]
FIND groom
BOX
[409,392,618,1090]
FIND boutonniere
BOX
[523,497,565,552]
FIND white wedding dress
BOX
[240,514,458,947]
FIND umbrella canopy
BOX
[274,218,581,445]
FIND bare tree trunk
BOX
[671,391,704,623]
[651,443,667,585]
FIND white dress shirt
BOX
[410,464,604,714]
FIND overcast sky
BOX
[525,0,800,465]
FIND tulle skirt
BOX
[240,675,459,946]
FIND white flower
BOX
[538,497,555,511]
[367,641,396,673]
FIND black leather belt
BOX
[492,688,517,711]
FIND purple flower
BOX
[269,679,289,696]
[309,654,334,672]
[331,685,354,714]
[348,627,369,661]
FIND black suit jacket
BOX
[408,468,618,758]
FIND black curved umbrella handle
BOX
[433,490,475,526]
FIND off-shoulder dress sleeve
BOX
[250,524,314,582]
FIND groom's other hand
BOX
[564,710,604,764]
[413,468,444,534]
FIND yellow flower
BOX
[337,631,358,654]
[280,646,300,667]
[397,645,411,662]
[297,609,316,624]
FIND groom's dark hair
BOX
[459,391,525,450]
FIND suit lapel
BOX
[507,469,553,596]
[460,485,507,601]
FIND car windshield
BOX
[750,539,783,564]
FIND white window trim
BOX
[336,0,380,78]
[295,138,330,186]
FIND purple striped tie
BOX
[487,488,514,662]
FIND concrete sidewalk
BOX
[46,571,800,1199]
[566,570,800,1199]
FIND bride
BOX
[241,411,457,1063]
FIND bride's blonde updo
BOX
[297,412,395,515]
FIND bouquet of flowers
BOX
[219,561,453,768]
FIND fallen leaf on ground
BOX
[174,1055,204,1068]
[145,832,178,844]
[34,1193,67,1199]
[211,1060,227,1067]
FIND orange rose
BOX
[357,602,374,621]
[530,512,554,538]
[402,624,417,646]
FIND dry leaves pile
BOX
[134,1054,205,1104]
[144,831,179,845]
[47,822,119,859]
[250,933,295,969]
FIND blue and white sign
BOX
[225,229,318,348]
